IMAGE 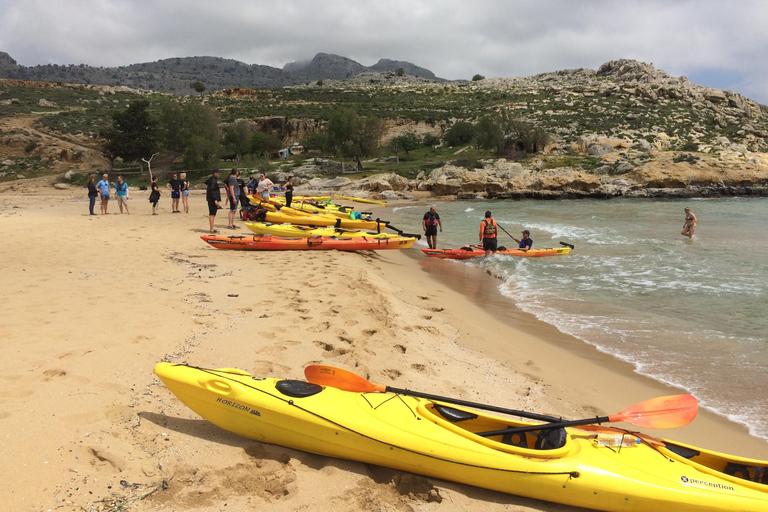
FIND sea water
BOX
[390,198,768,441]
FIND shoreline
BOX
[380,248,768,458]
[1,190,766,512]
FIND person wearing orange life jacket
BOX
[422,206,442,249]
[479,210,498,256]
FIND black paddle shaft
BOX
[477,415,610,437]
[386,386,562,423]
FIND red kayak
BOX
[422,244,572,259]
[201,234,416,251]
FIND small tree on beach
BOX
[100,99,158,170]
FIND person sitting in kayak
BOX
[511,230,533,252]
[479,211,498,256]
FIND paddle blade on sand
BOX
[609,394,699,429]
[304,365,385,393]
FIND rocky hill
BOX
[1,58,767,198]
[0,51,441,93]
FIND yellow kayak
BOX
[333,194,386,207]
[263,210,388,230]
[155,363,768,512]
[245,222,400,239]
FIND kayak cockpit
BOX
[419,402,571,457]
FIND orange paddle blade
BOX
[608,394,698,429]
[304,365,385,393]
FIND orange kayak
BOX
[201,234,416,251]
[422,245,571,259]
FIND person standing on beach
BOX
[226,169,241,229]
[511,230,533,252]
[682,206,697,239]
[422,206,442,249]
[149,176,161,215]
[180,172,190,213]
[246,175,257,196]
[97,173,110,214]
[479,210,498,256]
[256,173,274,201]
[206,169,222,233]
[283,176,295,208]
[114,175,130,214]
[86,175,98,215]
[167,173,181,213]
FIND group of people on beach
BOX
[203,168,292,234]
[86,173,134,215]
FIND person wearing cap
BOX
[511,230,533,252]
[205,169,222,233]
[479,210,498,256]
[96,173,111,214]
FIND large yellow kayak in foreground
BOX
[154,363,768,512]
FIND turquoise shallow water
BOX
[391,198,768,441]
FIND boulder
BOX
[54,183,70,190]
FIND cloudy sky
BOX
[2,0,767,103]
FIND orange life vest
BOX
[481,218,497,238]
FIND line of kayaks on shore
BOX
[198,194,578,256]
[155,362,768,512]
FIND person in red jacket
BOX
[479,210,498,256]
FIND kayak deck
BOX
[423,245,572,259]
[201,234,416,250]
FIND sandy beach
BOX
[1,187,766,512]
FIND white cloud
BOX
[2,0,767,103]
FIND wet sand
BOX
[0,189,765,512]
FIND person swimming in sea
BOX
[681,206,697,239]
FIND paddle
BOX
[305,365,698,432]
[559,241,575,249]
[476,394,699,437]
[305,365,563,423]
[496,222,520,245]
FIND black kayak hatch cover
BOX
[275,380,323,398]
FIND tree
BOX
[301,132,329,154]
[325,108,384,172]
[222,120,253,164]
[158,100,222,168]
[443,120,475,147]
[472,74,485,81]
[191,80,206,96]
[396,67,405,77]
[475,114,506,155]
[390,133,421,161]
[250,131,282,158]
[100,99,158,170]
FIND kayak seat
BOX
[501,432,529,448]
[275,380,323,398]
[534,428,567,450]
[724,463,768,483]
[433,404,478,422]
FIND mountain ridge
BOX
[0,51,443,93]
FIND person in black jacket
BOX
[86,174,98,215]
[206,169,222,233]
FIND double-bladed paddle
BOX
[304,365,562,423]
[304,365,698,431]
